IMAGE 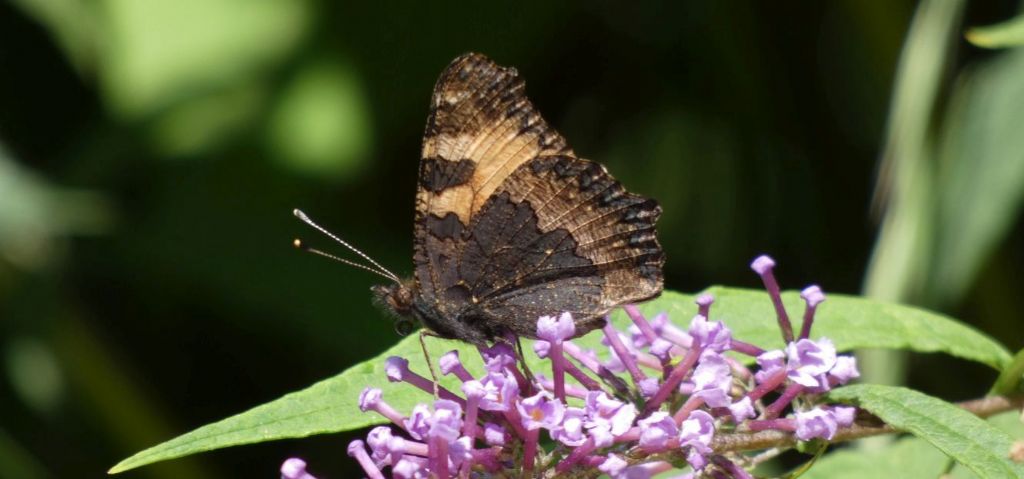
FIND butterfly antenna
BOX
[292,209,401,283]
[292,239,398,282]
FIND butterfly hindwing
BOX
[410,53,663,344]
[466,155,664,337]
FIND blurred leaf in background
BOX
[268,58,372,179]
[862,0,1024,400]
[0,144,111,270]
[930,46,1024,309]
[967,11,1024,48]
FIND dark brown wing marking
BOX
[458,191,607,337]
[482,155,664,312]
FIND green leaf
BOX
[111,288,1010,473]
[827,385,1024,478]
[967,14,1024,48]
[807,411,1024,478]
[613,287,1010,370]
[108,332,486,474]
[803,434,950,479]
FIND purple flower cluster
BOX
[282,255,860,478]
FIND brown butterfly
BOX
[296,53,664,346]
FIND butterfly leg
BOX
[495,332,536,396]
[418,329,443,400]
[514,336,535,389]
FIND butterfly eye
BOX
[394,319,415,337]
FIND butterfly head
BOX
[371,280,415,318]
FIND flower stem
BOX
[747,368,787,402]
[550,340,566,403]
[645,345,703,414]
[522,428,540,476]
[763,383,804,419]
[624,304,659,344]
[603,322,647,386]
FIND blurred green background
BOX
[1,1,1023,477]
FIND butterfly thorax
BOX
[372,279,498,345]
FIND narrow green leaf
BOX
[111,288,1010,473]
[967,14,1024,48]
[808,411,1024,478]
[827,385,1024,478]
[108,332,485,474]
[803,434,950,479]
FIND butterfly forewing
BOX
[416,53,571,226]
[407,53,663,345]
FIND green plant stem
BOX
[991,348,1024,395]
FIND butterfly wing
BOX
[412,53,663,342]
[465,154,664,337]
[413,53,570,312]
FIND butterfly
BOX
[296,53,664,346]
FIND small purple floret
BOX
[585,391,637,439]
[638,411,679,451]
[366,426,403,466]
[728,396,756,422]
[829,356,861,384]
[448,436,474,468]
[786,338,837,389]
[391,457,426,479]
[830,405,857,427]
[404,404,431,440]
[427,400,464,442]
[439,350,472,382]
[461,379,485,399]
[478,371,519,411]
[347,440,385,479]
[638,377,661,398]
[533,340,551,358]
[538,312,575,342]
[691,352,733,408]
[517,391,566,431]
[750,255,776,275]
[798,285,826,339]
[754,350,785,384]
[484,422,506,446]
[479,343,516,373]
[688,314,731,352]
[281,458,318,479]
[800,285,825,307]
[384,356,409,382]
[358,387,382,412]
[795,407,839,440]
[695,293,715,317]
[553,407,588,446]
[649,338,674,360]
[679,410,715,470]
[598,453,628,477]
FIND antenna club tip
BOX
[293,208,308,220]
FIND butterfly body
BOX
[376,53,664,346]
